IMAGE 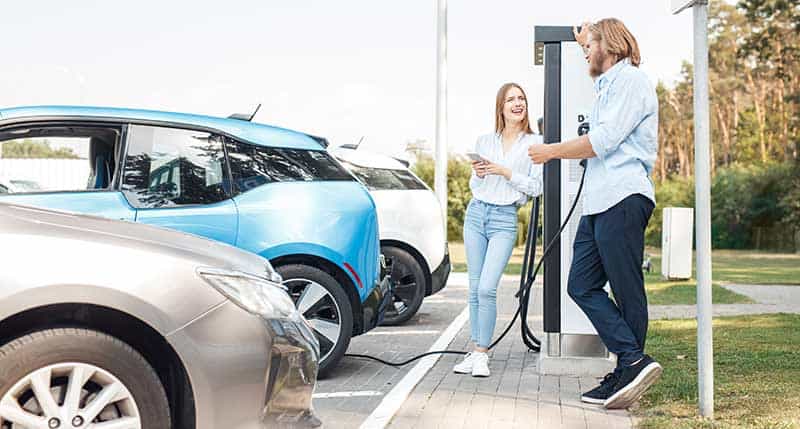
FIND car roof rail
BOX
[228,104,261,122]
[305,134,329,148]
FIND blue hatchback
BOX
[0,106,391,374]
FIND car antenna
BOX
[247,104,261,121]
[228,103,262,122]
[341,136,364,150]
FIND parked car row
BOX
[332,146,450,325]
[0,105,449,428]
[0,105,394,375]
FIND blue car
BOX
[0,106,391,375]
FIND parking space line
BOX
[365,330,440,336]
[313,391,383,399]
[359,305,469,429]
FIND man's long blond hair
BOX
[590,18,641,67]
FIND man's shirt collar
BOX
[594,57,631,92]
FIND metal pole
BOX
[434,0,448,225]
[693,1,714,419]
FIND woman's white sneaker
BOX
[453,352,476,374]
[471,352,490,377]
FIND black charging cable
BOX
[344,160,588,367]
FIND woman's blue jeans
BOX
[463,199,518,349]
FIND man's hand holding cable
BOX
[527,134,596,164]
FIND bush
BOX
[412,155,472,241]
[711,162,796,250]
[415,155,799,251]
[647,162,798,251]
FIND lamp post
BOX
[672,0,714,419]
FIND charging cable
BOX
[344,160,587,367]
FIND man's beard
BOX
[589,49,606,78]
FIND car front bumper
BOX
[167,301,321,429]
[429,247,451,296]
[361,258,394,332]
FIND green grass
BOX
[643,260,752,305]
[448,243,800,305]
[636,314,800,429]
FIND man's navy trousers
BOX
[567,193,655,369]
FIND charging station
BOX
[534,26,616,376]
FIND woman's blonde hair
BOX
[495,83,533,134]
[590,18,641,67]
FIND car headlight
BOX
[197,267,296,319]
[264,260,284,284]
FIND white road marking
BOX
[365,330,440,336]
[313,391,383,399]
[359,305,470,429]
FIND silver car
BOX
[0,203,321,428]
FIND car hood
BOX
[0,202,272,278]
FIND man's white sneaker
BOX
[453,352,476,374]
[471,352,490,377]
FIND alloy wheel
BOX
[0,362,141,429]
[284,278,342,364]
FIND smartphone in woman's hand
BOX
[467,152,487,163]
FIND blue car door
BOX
[120,124,238,245]
[0,191,136,221]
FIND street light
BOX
[434,0,448,227]
[672,0,714,420]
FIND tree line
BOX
[414,0,800,251]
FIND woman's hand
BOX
[472,160,487,178]
[482,161,512,180]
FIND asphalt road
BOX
[312,273,472,428]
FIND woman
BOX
[454,82,544,377]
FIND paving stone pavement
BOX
[386,278,633,429]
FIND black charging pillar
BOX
[535,26,576,335]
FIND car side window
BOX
[121,125,229,208]
[225,139,354,193]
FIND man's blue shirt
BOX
[585,58,658,215]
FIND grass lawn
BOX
[636,313,800,429]
[448,243,799,305]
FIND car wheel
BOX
[0,328,170,429]
[380,246,426,326]
[277,264,353,377]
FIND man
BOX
[528,18,661,409]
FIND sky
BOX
[0,1,694,158]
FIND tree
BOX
[1,139,80,159]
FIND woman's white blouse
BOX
[469,132,544,206]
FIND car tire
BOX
[380,246,427,326]
[277,263,353,378]
[0,328,170,428]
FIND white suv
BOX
[332,147,451,325]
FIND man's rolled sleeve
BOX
[588,126,615,162]
[587,76,648,162]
